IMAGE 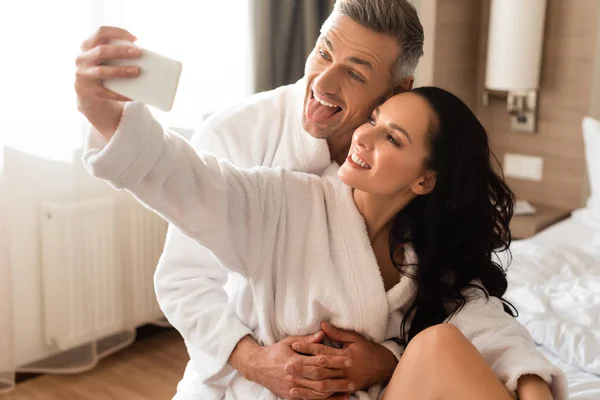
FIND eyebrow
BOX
[374,107,413,144]
[348,56,373,70]
[322,37,373,71]
[323,37,334,52]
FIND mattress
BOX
[501,208,600,400]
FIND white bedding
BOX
[500,209,600,399]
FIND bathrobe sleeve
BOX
[84,102,286,385]
[83,103,283,279]
[447,293,569,400]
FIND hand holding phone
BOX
[102,40,182,112]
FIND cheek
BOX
[345,92,379,120]
[305,53,322,77]
[373,150,416,188]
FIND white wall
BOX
[411,0,437,88]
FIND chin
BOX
[302,119,335,139]
[337,164,358,186]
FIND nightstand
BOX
[510,202,572,240]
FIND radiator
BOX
[39,195,167,351]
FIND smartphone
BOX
[102,40,182,112]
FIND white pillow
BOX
[583,117,600,220]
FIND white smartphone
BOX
[102,39,182,112]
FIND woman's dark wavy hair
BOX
[392,87,516,344]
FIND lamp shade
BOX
[485,0,547,91]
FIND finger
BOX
[289,387,330,400]
[321,321,356,343]
[292,342,345,358]
[77,44,141,67]
[283,331,324,346]
[77,65,140,81]
[81,26,137,50]
[285,363,346,380]
[290,378,355,398]
[301,354,353,369]
[308,330,325,343]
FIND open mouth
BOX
[347,150,371,169]
[305,90,343,123]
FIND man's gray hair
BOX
[324,0,425,83]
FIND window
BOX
[0,0,251,162]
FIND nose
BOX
[313,65,343,98]
[354,124,375,151]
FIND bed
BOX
[500,208,600,400]
[499,117,600,399]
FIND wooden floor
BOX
[5,330,189,400]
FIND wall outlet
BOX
[503,153,544,181]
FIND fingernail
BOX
[128,47,140,56]
[314,332,321,338]
[345,359,353,367]
[348,383,355,391]
[126,67,139,74]
[292,343,299,351]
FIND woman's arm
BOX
[447,293,567,400]
[83,102,284,277]
[517,375,554,400]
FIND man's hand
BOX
[287,322,398,398]
[230,332,355,399]
[75,26,141,140]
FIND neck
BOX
[353,189,415,241]
[327,135,352,165]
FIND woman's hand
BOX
[74,26,142,140]
[517,374,554,400]
[288,321,398,398]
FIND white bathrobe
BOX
[83,104,568,400]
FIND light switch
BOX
[503,153,544,181]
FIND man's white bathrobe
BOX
[83,104,568,400]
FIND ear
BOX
[411,171,437,196]
[383,77,415,101]
[392,77,414,95]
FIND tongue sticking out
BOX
[306,97,340,123]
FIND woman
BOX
[84,87,566,399]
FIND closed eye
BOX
[387,134,401,147]
[367,116,376,126]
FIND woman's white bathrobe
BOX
[83,108,568,400]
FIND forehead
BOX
[321,14,399,73]
[380,93,434,139]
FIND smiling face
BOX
[338,92,437,198]
[302,14,403,141]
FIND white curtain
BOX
[0,0,250,393]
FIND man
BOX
[74,1,424,398]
